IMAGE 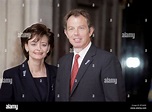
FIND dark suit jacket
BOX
[0,60,57,102]
[55,44,126,102]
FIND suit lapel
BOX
[45,63,53,101]
[20,60,41,101]
[71,45,97,94]
[45,64,50,101]
[66,54,73,79]
[64,54,74,96]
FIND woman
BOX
[0,23,57,102]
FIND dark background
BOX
[122,0,151,102]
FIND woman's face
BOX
[25,35,50,61]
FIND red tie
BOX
[70,54,80,92]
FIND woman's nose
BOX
[37,44,41,50]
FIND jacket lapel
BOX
[20,60,41,101]
[45,63,53,101]
[65,54,74,96]
[70,45,97,94]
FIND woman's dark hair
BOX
[21,23,54,60]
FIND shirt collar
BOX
[73,42,92,58]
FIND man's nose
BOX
[74,29,79,35]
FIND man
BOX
[55,8,126,101]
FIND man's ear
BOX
[89,27,94,37]
[64,29,68,39]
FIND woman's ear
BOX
[25,44,29,52]
[47,45,50,53]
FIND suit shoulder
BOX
[58,53,72,62]
[91,44,113,56]
[46,64,57,70]
[96,47,113,56]
[4,65,20,73]
[45,63,57,79]
[45,63,57,73]
[3,65,20,77]
[95,47,119,61]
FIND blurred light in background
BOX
[126,57,140,68]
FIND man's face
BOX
[64,15,94,51]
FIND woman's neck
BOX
[28,59,46,78]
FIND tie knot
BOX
[75,54,80,60]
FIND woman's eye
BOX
[31,43,36,46]
[42,44,47,47]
